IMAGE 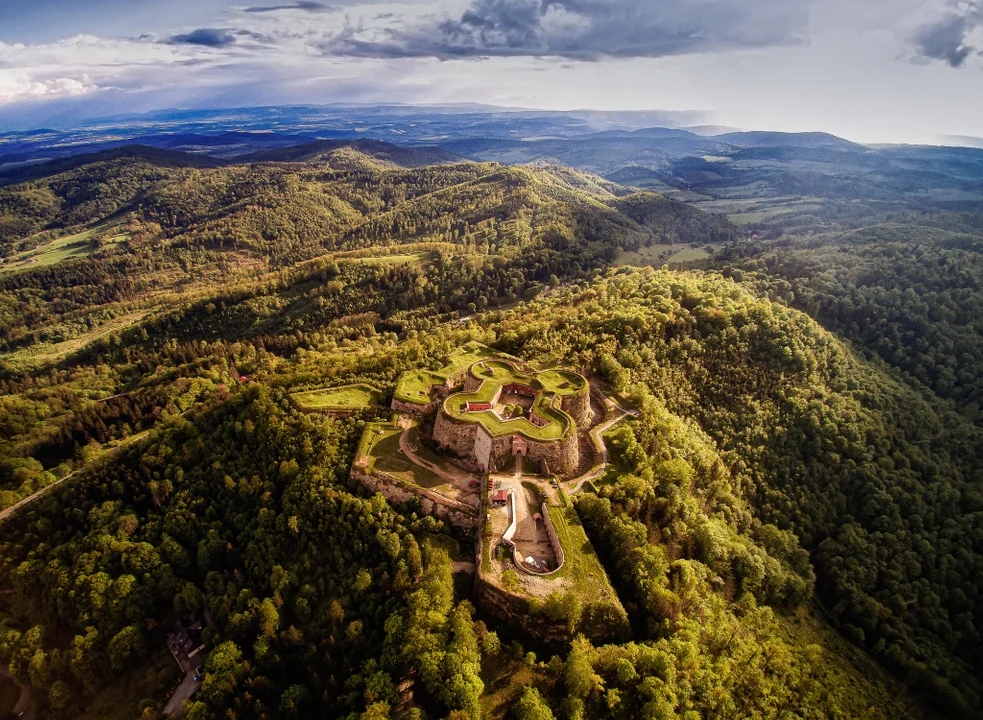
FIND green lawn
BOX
[538,369,587,395]
[392,342,499,406]
[545,502,620,606]
[290,383,382,411]
[351,253,424,266]
[368,429,445,489]
[439,341,498,377]
[405,426,451,466]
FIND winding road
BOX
[565,395,639,494]
[0,665,34,720]
[0,430,153,525]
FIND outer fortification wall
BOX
[527,431,579,476]
[391,398,440,415]
[433,412,478,459]
[353,471,478,530]
[560,391,592,428]
[472,574,630,646]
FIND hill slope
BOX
[0,145,735,365]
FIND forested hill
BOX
[0,263,980,718]
[720,224,983,424]
[0,144,735,362]
[0,147,981,719]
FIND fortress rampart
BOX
[560,390,591,427]
[352,470,478,530]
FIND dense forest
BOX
[0,146,981,719]
[720,224,983,422]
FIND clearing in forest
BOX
[289,383,383,412]
[0,224,129,276]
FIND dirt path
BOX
[398,427,478,488]
[0,665,34,720]
[565,393,639,494]
[0,430,151,525]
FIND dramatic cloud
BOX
[323,0,813,60]
[169,28,238,47]
[0,73,95,102]
[0,34,224,104]
[911,1,983,67]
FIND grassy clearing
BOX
[0,309,154,372]
[0,226,128,276]
[290,383,382,411]
[667,246,712,262]
[544,501,620,606]
[349,253,425,267]
[616,243,722,267]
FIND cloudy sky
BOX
[0,0,981,142]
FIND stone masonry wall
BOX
[560,391,592,427]
[353,471,478,530]
[527,431,579,476]
[433,411,478,459]
[435,408,580,475]
[391,398,440,415]
[474,425,493,469]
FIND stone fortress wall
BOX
[560,389,592,427]
[432,411,479,458]
[352,470,478,530]
[391,398,441,416]
[524,431,579,475]
[432,360,584,476]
